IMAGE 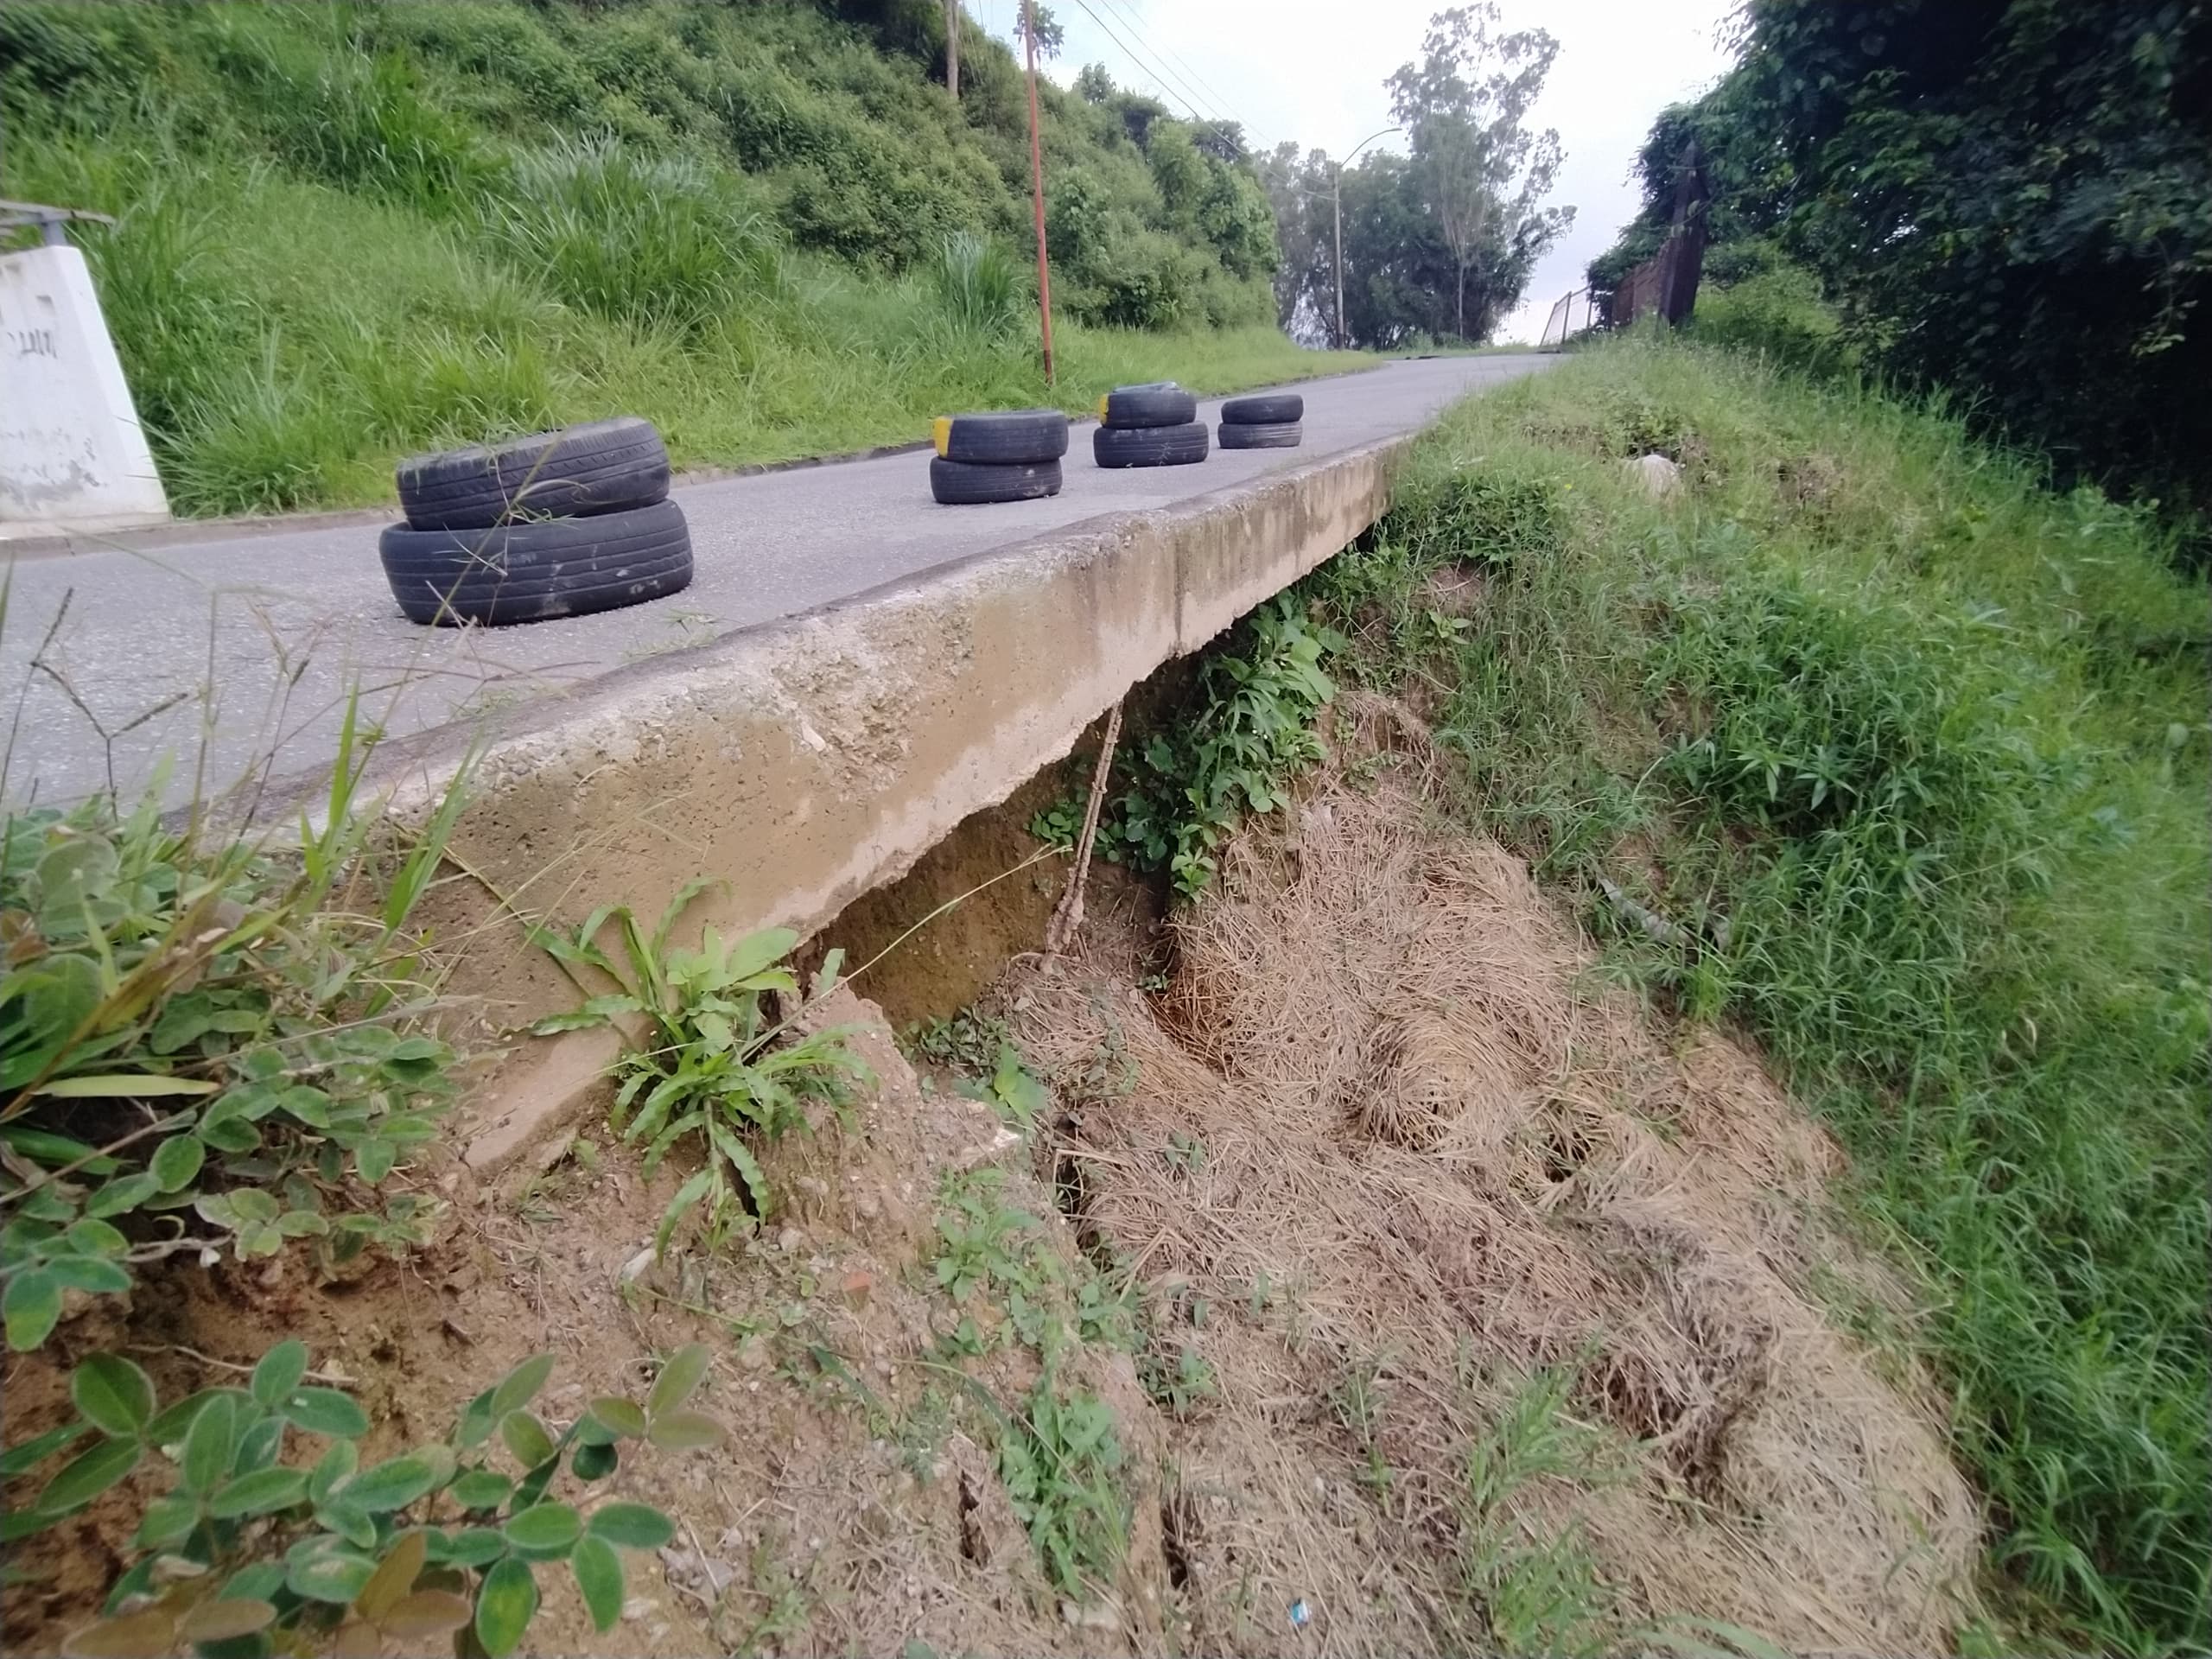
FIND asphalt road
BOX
[2,353,1550,809]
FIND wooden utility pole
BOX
[944,0,959,99]
[1021,0,1057,384]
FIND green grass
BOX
[1,0,1355,518]
[1309,335,2210,1654]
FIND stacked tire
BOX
[1092,383,1208,468]
[379,417,691,627]
[929,410,1068,504]
[1217,392,1303,451]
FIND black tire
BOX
[1220,392,1304,425]
[1217,420,1302,450]
[378,499,694,626]
[933,409,1070,465]
[1092,422,1210,468]
[1097,385,1199,428]
[929,456,1064,505]
[396,417,670,531]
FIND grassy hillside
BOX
[0,0,1350,517]
[1319,338,2209,1652]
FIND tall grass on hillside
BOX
[1313,337,2210,1654]
[1,0,1333,517]
[930,231,1022,338]
[3,119,1341,516]
[484,138,783,332]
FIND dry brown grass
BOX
[1008,695,1981,1656]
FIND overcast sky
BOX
[970,0,1742,341]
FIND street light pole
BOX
[1332,125,1401,351]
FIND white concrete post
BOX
[0,242,170,529]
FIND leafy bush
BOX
[0,724,467,1353]
[1598,2,2212,536]
[531,886,868,1253]
[480,138,779,332]
[1691,264,1851,379]
[3,1342,712,1658]
[1039,596,1343,896]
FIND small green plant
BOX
[1063,595,1344,897]
[1,721,467,1351]
[3,1341,716,1658]
[1072,1265,1138,1351]
[930,1168,1135,1358]
[1457,1367,1624,1656]
[1027,799,1080,852]
[531,883,868,1255]
[1137,1341,1216,1421]
[904,1007,1007,1079]
[1164,1130,1206,1176]
[996,1369,1128,1600]
[932,1168,1038,1310]
[985,1043,1050,1131]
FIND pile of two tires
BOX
[379,417,691,627]
[930,410,1069,505]
[1092,384,1208,468]
[1217,392,1303,450]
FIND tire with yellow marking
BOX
[931,409,1069,464]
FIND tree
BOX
[1386,3,1567,340]
[1590,0,2211,543]
[1024,1,1063,59]
[1261,142,1332,338]
[1073,61,1114,103]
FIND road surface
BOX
[2,353,1549,808]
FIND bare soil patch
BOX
[4,1000,1167,1659]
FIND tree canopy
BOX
[1592,0,2211,533]
[1264,3,1571,347]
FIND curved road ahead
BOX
[3,353,1548,808]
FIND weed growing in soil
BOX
[1322,335,2211,1651]
[903,1009,1050,1130]
[905,1009,1009,1078]
[996,1369,1128,1603]
[1035,595,1344,897]
[531,885,868,1252]
[4,1343,713,1658]
[1457,1368,1623,1656]
[1136,1341,1216,1421]
[1,721,467,1351]
[933,1168,1039,1313]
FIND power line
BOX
[1097,1,1231,129]
[1100,0,1249,137]
[1063,0,1225,129]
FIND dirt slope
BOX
[1006,696,1982,1655]
[6,698,1980,1659]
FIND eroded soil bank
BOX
[4,697,1980,1658]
